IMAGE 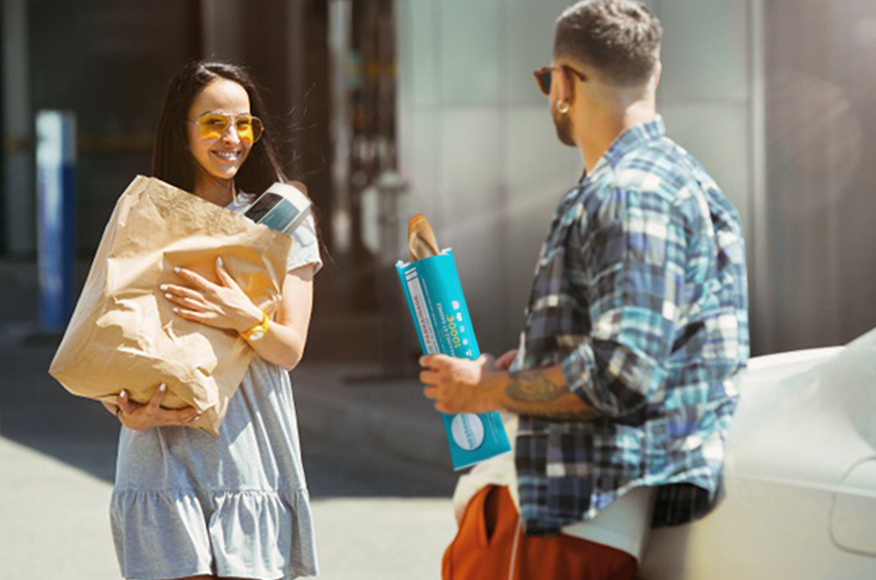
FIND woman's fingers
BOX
[214,257,241,290]
[160,283,201,301]
[117,390,137,415]
[164,261,257,334]
[172,295,210,311]
[151,405,200,427]
[162,290,212,313]
[174,266,216,293]
[146,384,168,411]
[154,405,200,424]
[161,284,213,315]
[115,385,201,429]
[174,407,202,424]
[172,307,215,324]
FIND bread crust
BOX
[408,214,440,261]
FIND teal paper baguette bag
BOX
[397,250,512,470]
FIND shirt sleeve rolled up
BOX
[562,187,688,419]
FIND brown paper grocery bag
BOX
[49,175,293,435]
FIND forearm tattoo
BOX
[506,370,568,402]
[505,370,600,419]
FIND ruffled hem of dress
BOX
[111,487,318,580]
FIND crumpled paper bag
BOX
[49,175,293,435]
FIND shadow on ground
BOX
[0,324,121,482]
[0,322,455,498]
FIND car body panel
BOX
[640,332,876,579]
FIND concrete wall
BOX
[2,0,34,257]
[396,0,760,354]
[761,0,876,352]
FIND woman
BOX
[104,61,321,580]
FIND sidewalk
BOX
[293,365,454,474]
[0,437,118,580]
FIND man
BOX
[419,1,750,578]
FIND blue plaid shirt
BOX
[513,116,749,535]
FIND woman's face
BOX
[186,78,254,183]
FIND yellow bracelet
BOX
[241,311,270,342]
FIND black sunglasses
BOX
[533,65,587,95]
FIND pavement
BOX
[0,259,460,579]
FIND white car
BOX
[640,329,876,579]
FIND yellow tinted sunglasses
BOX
[190,112,264,143]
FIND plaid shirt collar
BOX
[589,115,666,178]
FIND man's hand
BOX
[493,349,518,371]
[419,354,501,414]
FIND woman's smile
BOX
[211,148,243,163]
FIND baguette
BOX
[408,214,441,262]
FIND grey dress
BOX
[111,193,321,580]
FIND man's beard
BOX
[552,109,576,147]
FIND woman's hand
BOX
[161,257,263,333]
[114,384,200,430]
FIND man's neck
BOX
[579,100,657,174]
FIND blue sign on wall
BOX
[36,111,76,332]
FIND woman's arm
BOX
[240,264,315,370]
[163,258,316,371]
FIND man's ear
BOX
[558,66,576,106]
[651,61,663,92]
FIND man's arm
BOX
[501,366,601,419]
[420,355,600,419]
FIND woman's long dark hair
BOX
[152,61,287,195]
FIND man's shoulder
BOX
[609,137,696,191]
[604,136,729,212]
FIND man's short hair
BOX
[554,0,662,86]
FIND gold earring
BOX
[557,100,571,114]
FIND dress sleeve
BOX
[286,215,323,274]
